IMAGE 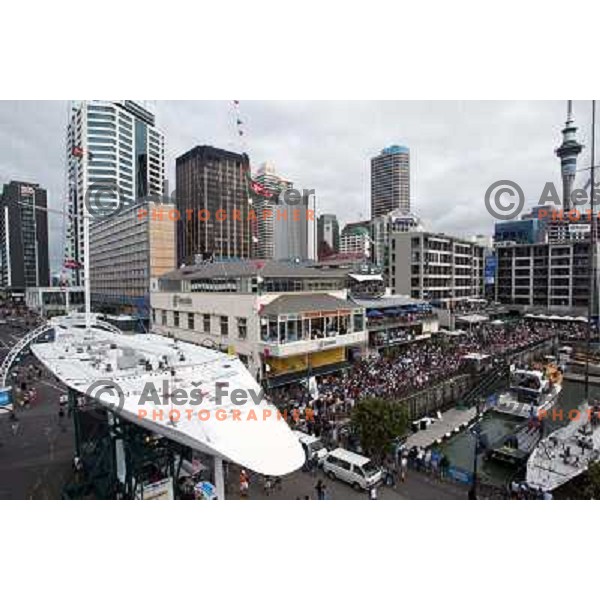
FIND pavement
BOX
[226,464,469,500]
[0,322,74,500]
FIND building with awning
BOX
[351,294,439,352]
[259,293,367,386]
[150,260,367,386]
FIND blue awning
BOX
[367,309,384,317]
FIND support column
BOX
[214,456,225,500]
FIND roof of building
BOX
[350,295,430,310]
[262,293,360,316]
[380,145,409,156]
[160,260,351,281]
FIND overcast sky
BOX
[0,100,595,272]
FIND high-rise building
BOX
[255,163,316,262]
[371,145,410,219]
[1,181,49,295]
[175,145,251,265]
[90,200,176,318]
[66,100,165,284]
[555,100,583,212]
[253,162,282,259]
[317,214,340,260]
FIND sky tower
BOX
[555,100,584,211]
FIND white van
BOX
[321,448,383,490]
[293,431,328,464]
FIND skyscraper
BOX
[1,181,49,293]
[253,162,281,259]
[176,145,252,265]
[317,214,340,259]
[555,100,583,211]
[371,145,410,219]
[66,100,165,284]
[253,163,316,262]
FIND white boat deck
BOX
[406,406,478,449]
[526,408,600,491]
[31,324,304,476]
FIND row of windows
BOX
[153,310,247,339]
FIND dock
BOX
[488,423,541,465]
[563,372,600,386]
[406,406,478,449]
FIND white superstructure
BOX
[494,367,562,419]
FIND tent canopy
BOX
[456,314,489,324]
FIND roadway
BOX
[226,464,469,500]
[0,321,74,499]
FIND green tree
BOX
[350,398,409,462]
[582,461,600,499]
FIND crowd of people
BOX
[271,320,588,420]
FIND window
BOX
[353,311,364,332]
[188,313,194,329]
[162,311,167,326]
[152,309,156,323]
[203,314,211,333]
[237,317,247,340]
[220,316,229,336]
[174,311,180,327]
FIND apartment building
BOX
[495,240,596,314]
[391,231,485,304]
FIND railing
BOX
[0,323,54,388]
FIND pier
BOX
[405,406,478,449]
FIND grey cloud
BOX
[0,100,592,272]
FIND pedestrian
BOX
[264,476,273,497]
[240,469,249,498]
[401,455,408,482]
[315,478,325,500]
[369,485,378,500]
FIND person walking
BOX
[400,455,408,483]
[369,485,378,500]
[315,478,325,500]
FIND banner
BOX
[484,256,497,285]
[137,477,174,500]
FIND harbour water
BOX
[439,379,592,487]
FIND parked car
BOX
[321,448,383,490]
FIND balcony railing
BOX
[260,330,368,358]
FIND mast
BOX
[585,100,596,405]
[82,100,92,330]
